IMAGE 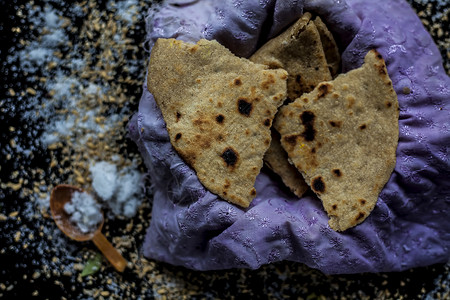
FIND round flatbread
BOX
[274,50,399,231]
[148,38,288,207]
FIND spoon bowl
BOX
[50,184,127,272]
[50,184,102,241]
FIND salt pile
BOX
[64,191,103,234]
[90,160,143,218]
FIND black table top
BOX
[1,0,448,299]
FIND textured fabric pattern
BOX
[129,0,450,273]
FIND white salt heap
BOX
[90,161,143,218]
[64,191,103,234]
[89,161,118,201]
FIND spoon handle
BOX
[92,232,127,272]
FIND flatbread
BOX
[249,12,332,101]
[263,130,309,197]
[250,13,333,197]
[148,38,288,208]
[274,50,399,231]
[313,16,341,77]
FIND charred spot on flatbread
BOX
[311,176,326,193]
[216,114,225,124]
[317,82,332,99]
[221,147,239,168]
[284,134,299,147]
[148,38,287,208]
[274,49,399,231]
[355,212,365,221]
[300,111,316,142]
[329,120,342,128]
[261,74,276,90]
[237,98,253,116]
[332,169,342,177]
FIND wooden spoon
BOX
[50,184,127,272]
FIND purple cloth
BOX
[129,0,450,273]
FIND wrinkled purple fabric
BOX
[129,0,450,273]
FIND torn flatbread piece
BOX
[313,16,341,77]
[274,50,399,231]
[250,12,332,101]
[263,130,308,197]
[148,38,288,208]
[250,13,333,197]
